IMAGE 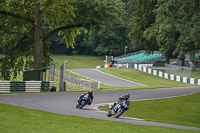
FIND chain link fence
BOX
[48,62,56,81]
[165,63,192,77]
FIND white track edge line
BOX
[67,69,101,83]
[95,69,147,86]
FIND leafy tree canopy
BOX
[128,0,158,52]
[144,0,200,66]
[0,0,124,80]
[87,24,131,56]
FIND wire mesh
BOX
[165,63,192,77]
[48,62,56,81]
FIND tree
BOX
[0,0,124,80]
[72,0,134,56]
[143,2,178,63]
[78,0,151,56]
[128,0,158,52]
[86,24,131,56]
[144,0,200,68]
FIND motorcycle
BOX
[107,101,129,118]
[76,94,91,109]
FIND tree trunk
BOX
[33,1,43,69]
[165,52,170,64]
[190,45,196,70]
[181,58,184,66]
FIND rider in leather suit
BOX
[110,93,130,109]
[79,90,94,105]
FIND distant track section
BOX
[68,69,144,87]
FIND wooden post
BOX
[65,81,67,92]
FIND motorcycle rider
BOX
[110,93,130,109]
[118,93,130,105]
[78,90,94,105]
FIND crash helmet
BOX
[125,93,130,100]
[88,90,93,95]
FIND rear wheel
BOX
[79,101,87,109]
[115,108,124,118]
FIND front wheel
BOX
[115,108,125,118]
[79,101,87,109]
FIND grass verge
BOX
[0,104,199,133]
[99,68,195,90]
[66,70,95,81]
[191,70,200,79]
[52,56,104,70]
[99,93,200,128]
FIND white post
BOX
[124,46,128,55]
[105,55,108,65]
[97,82,100,90]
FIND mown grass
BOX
[99,68,195,90]
[66,70,95,81]
[52,56,104,70]
[191,70,200,79]
[0,104,199,133]
[100,93,200,128]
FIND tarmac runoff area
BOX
[0,87,200,131]
[68,69,145,87]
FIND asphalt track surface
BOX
[0,87,200,131]
[68,69,144,87]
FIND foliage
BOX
[86,24,131,56]
[128,0,158,52]
[128,0,200,66]
[71,0,124,27]
[71,0,132,56]
[143,0,200,66]
[0,0,124,80]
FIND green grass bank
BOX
[99,68,194,90]
[52,56,104,70]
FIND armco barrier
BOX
[0,81,55,93]
[53,69,100,90]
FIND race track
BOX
[0,86,200,131]
[68,69,144,87]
